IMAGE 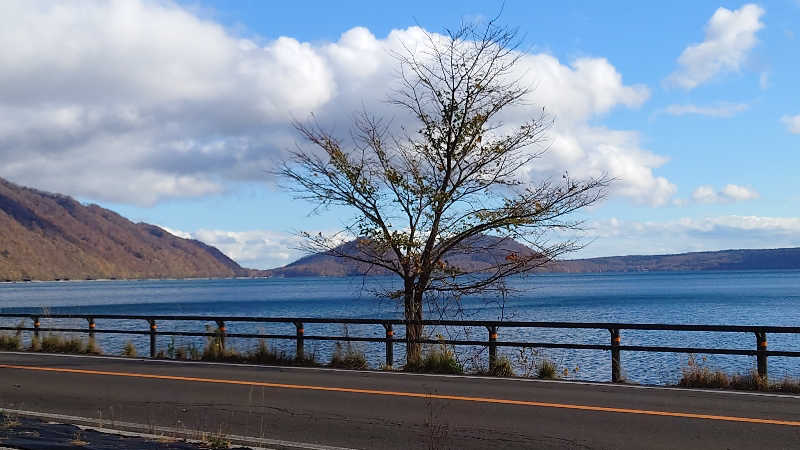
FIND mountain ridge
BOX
[0,177,252,281]
[266,241,800,277]
[2,176,799,281]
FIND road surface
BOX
[0,352,798,449]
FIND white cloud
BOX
[691,184,759,204]
[720,184,760,201]
[569,215,800,258]
[691,185,718,203]
[663,102,749,118]
[668,4,765,89]
[781,115,800,134]
[162,228,303,269]
[0,0,672,207]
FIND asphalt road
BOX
[0,352,798,449]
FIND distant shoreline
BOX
[3,267,800,284]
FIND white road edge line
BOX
[0,407,356,450]
[4,351,800,400]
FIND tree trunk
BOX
[404,289,424,366]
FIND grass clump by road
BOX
[487,356,515,377]
[244,339,295,365]
[121,340,137,357]
[0,332,22,351]
[329,341,368,370]
[198,329,317,366]
[405,339,463,375]
[678,354,800,393]
[31,334,101,355]
[535,359,559,379]
[0,322,26,351]
[474,355,515,377]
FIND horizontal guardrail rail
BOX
[0,313,798,381]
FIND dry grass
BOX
[678,354,799,393]
[536,359,559,379]
[475,355,515,377]
[405,339,463,375]
[490,356,515,377]
[199,331,317,366]
[0,333,21,351]
[35,334,101,355]
[0,322,25,351]
[329,341,368,370]
[121,340,137,357]
[512,346,570,380]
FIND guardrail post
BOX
[294,321,304,361]
[87,317,95,339]
[755,331,767,378]
[215,320,226,350]
[487,326,498,371]
[610,328,621,382]
[383,323,394,369]
[148,319,157,358]
[32,316,40,339]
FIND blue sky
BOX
[1,1,799,268]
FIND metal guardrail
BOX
[1,313,798,381]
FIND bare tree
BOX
[280,19,609,364]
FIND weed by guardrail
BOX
[33,334,100,355]
[678,354,800,393]
[0,333,21,351]
[536,359,559,379]
[122,340,137,357]
[406,337,463,375]
[330,341,368,370]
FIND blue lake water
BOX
[1,270,799,385]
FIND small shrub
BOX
[122,341,137,357]
[329,342,368,370]
[536,359,559,379]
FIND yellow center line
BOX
[2,363,799,427]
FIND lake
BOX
[1,270,799,385]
